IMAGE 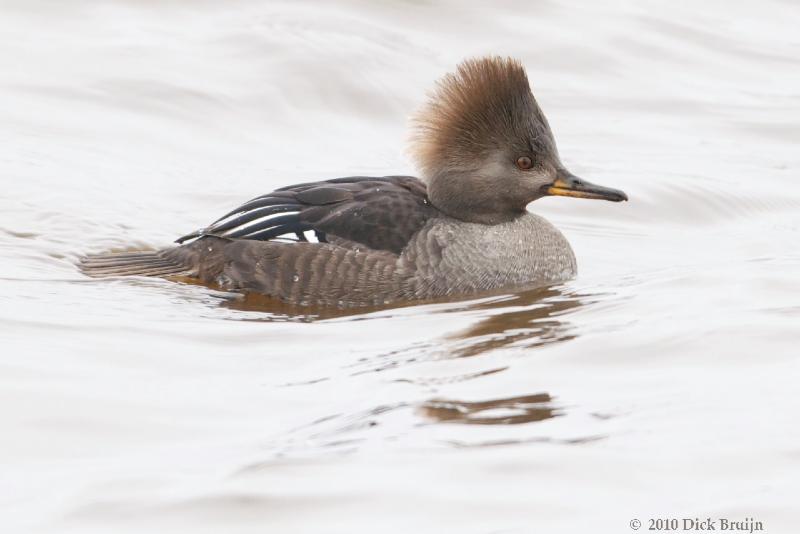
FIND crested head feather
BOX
[410,56,554,179]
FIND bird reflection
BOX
[176,276,379,321]
[219,289,358,322]
[442,286,589,358]
[418,393,559,425]
[213,283,592,366]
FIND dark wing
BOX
[176,176,437,255]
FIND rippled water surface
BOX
[2,1,799,532]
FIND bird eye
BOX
[516,156,533,170]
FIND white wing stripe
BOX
[214,211,301,236]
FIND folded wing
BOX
[177,175,436,255]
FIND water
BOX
[1,1,799,532]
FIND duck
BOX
[80,56,627,308]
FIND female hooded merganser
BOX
[81,56,627,307]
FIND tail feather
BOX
[79,250,190,278]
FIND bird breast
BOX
[400,212,577,297]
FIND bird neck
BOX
[426,169,526,225]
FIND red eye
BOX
[516,156,533,170]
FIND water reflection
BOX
[220,289,354,322]
[418,393,560,425]
[181,279,594,369]
[207,280,432,321]
[172,276,387,321]
[340,286,594,375]
[197,280,592,340]
[443,286,589,358]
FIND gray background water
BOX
[1,1,798,532]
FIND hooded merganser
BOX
[80,56,627,307]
